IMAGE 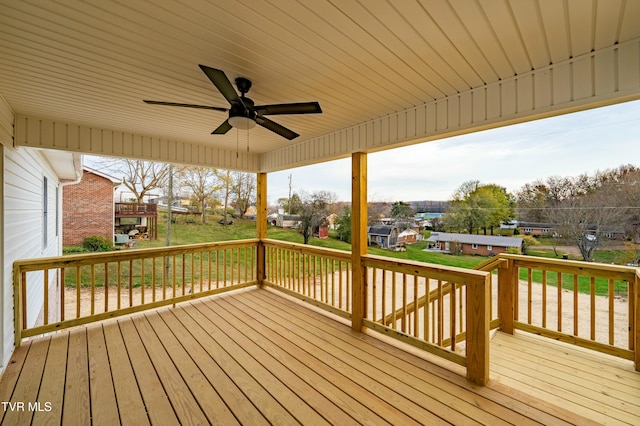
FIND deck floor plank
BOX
[242,289,534,426]
[142,310,240,425]
[2,337,50,426]
[192,297,381,426]
[256,288,594,426]
[129,314,210,425]
[491,331,640,425]
[182,301,327,425]
[87,324,120,425]
[0,341,31,424]
[156,308,269,426]
[168,306,297,425]
[2,287,638,425]
[32,332,68,425]
[231,291,453,425]
[118,317,180,426]
[63,328,90,426]
[102,320,151,426]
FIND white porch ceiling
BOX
[1,0,639,172]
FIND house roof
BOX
[398,229,419,237]
[427,232,522,248]
[368,225,397,236]
[1,2,638,172]
[83,166,121,185]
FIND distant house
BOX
[276,214,301,228]
[397,228,420,245]
[517,222,556,236]
[62,166,120,246]
[368,225,398,249]
[426,232,522,256]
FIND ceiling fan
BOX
[143,65,322,140]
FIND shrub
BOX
[82,236,113,252]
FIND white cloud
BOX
[269,99,640,203]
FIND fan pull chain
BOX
[247,129,250,152]
[236,128,239,158]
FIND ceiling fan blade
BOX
[143,100,227,112]
[255,116,299,140]
[198,65,243,106]
[211,119,232,135]
[254,102,322,116]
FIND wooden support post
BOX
[351,152,367,331]
[497,258,516,334]
[256,173,267,287]
[466,273,491,385]
[635,272,640,371]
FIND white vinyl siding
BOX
[3,146,62,368]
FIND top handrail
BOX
[14,239,260,272]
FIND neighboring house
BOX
[368,225,398,249]
[397,228,421,245]
[517,222,556,236]
[62,166,120,246]
[1,95,83,369]
[276,214,301,228]
[426,232,523,256]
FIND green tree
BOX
[335,206,352,243]
[444,181,514,234]
[390,201,414,220]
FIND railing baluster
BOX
[413,275,419,337]
[527,268,532,324]
[141,259,145,304]
[609,278,614,345]
[391,272,397,329]
[104,263,109,313]
[557,272,562,332]
[60,268,65,322]
[438,280,444,346]
[590,276,596,340]
[450,280,456,350]
[574,275,579,336]
[381,269,386,324]
[76,267,81,318]
[129,260,133,307]
[43,269,49,326]
[542,270,547,328]
[90,264,95,316]
[424,277,430,343]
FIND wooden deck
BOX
[0,287,636,425]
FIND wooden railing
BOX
[114,202,157,216]
[361,254,491,384]
[495,254,639,366]
[262,239,353,320]
[13,239,258,344]
[13,237,640,383]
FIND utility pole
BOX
[288,173,293,215]
[165,164,173,278]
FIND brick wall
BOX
[62,171,114,246]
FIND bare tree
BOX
[231,172,256,219]
[548,184,627,261]
[177,167,219,224]
[216,169,233,225]
[98,158,170,203]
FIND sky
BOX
[267,99,640,205]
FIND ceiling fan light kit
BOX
[143,65,321,140]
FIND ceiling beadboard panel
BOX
[0,0,639,170]
[262,40,640,172]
